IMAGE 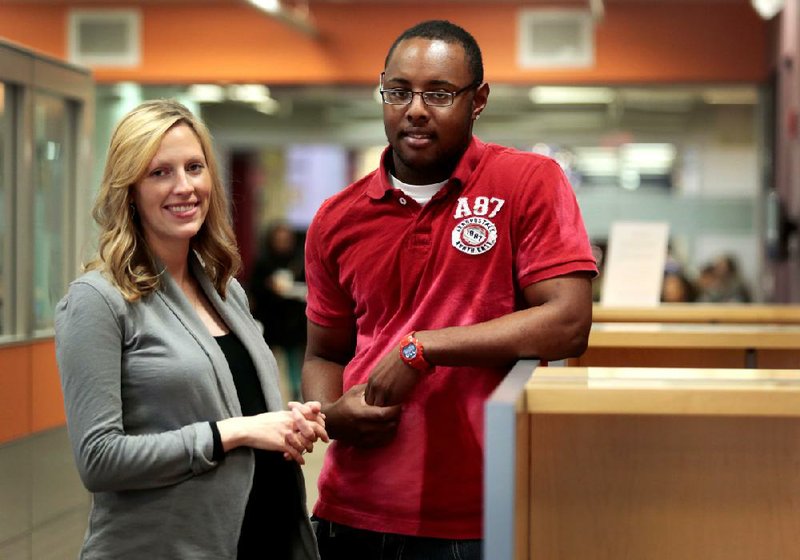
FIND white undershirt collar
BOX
[389,174,448,206]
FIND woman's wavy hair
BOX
[85,99,241,301]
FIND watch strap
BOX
[399,332,433,373]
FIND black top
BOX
[214,332,302,560]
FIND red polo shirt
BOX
[305,137,596,538]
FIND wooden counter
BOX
[593,303,800,324]
[484,364,800,560]
[569,322,800,368]
[528,366,800,416]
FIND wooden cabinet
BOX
[485,364,800,559]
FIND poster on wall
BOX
[600,221,670,307]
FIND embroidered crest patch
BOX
[451,217,497,255]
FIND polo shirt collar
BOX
[365,136,487,200]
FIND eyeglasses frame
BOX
[379,72,481,107]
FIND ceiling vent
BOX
[517,9,594,69]
[68,9,141,67]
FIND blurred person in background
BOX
[661,270,697,303]
[54,100,326,560]
[697,254,751,303]
[250,221,308,401]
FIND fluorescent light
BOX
[620,143,676,173]
[701,88,758,105]
[223,84,281,115]
[246,0,318,37]
[751,0,784,18]
[248,0,281,14]
[188,84,225,103]
[254,98,280,115]
[529,86,615,105]
[574,146,618,175]
[227,84,271,103]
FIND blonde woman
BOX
[55,100,325,559]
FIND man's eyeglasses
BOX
[379,73,479,108]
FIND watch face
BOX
[401,343,418,360]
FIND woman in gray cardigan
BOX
[54,100,326,560]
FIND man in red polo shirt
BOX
[303,19,597,560]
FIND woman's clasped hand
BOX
[217,400,328,465]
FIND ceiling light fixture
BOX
[246,0,318,37]
[227,84,272,104]
[249,0,280,13]
[750,0,784,19]
[188,84,226,103]
[529,86,615,105]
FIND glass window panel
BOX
[33,93,69,332]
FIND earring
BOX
[129,203,137,216]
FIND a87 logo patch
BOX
[453,196,505,219]
[451,196,505,255]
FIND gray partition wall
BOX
[484,359,539,560]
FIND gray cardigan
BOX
[54,257,319,560]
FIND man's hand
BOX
[325,383,402,447]
[364,346,423,407]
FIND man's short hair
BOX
[384,19,484,85]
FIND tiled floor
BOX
[0,426,328,559]
[0,428,90,560]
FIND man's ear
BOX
[473,82,490,120]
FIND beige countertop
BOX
[587,321,800,349]
[593,303,800,324]
[526,366,800,416]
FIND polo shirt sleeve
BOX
[515,157,598,288]
[305,206,356,328]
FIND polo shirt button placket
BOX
[399,197,408,205]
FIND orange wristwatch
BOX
[399,332,433,373]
